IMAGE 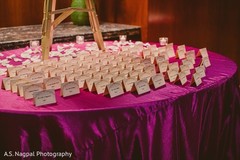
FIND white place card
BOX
[7,66,25,77]
[138,72,151,83]
[197,48,208,58]
[150,73,165,89]
[132,57,142,64]
[143,49,151,58]
[34,65,47,72]
[104,81,124,98]
[182,59,194,69]
[17,82,32,97]
[122,77,137,92]
[28,72,45,83]
[65,72,81,82]
[23,83,44,99]
[92,79,109,94]
[61,81,80,97]
[11,78,29,93]
[112,74,125,83]
[1,77,13,90]
[132,79,151,95]
[155,55,167,64]
[49,68,63,77]
[158,61,169,73]
[201,57,211,68]
[84,78,99,91]
[195,65,206,78]
[168,62,179,71]
[75,74,91,88]
[144,64,156,76]
[177,45,186,53]
[16,67,32,77]
[166,44,175,58]
[177,72,187,85]
[43,76,61,90]
[180,64,191,75]
[133,64,144,72]
[177,49,186,59]
[129,70,141,79]
[166,69,178,82]
[191,72,202,86]
[33,89,56,107]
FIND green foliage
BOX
[71,0,90,26]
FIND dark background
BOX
[0,0,239,79]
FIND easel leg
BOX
[85,0,105,51]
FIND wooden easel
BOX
[41,0,105,60]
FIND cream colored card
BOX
[186,56,196,65]
[197,48,208,58]
[43,58,58,66]
[195,66,206,78]
[119,69,130,75]
[109,66,120,74]
[92,72,103,80]
[73,66,88,74]
[201,57,211,68]
[151,50,159,57]
[60,81,80,97]
[34,65,47,72]
[186,50,196,59]
[41,66,55,78]
[91,63,102,71]
[148,45,157,52]
[125,63,134,70]
[133,64,144,72]
[138,72,151,83]
[143,49,151,58]
[155,55,167,64]
[93,79,109,94]
[104,81,124,98]
[145,55,155,64]
[101,59,109,65]
[16,67,32,77]
[26,62,43,70]
[167,69,178,82]
[158,46,166,53]
[114,56,123,62]
[101,73,114,83]
[75,74,91,88]
[177,45,186,53]
[2,77,13,90]
[112,74,125,83]
[33,89,56,107]
[28,72,45,83]
[182,59,194,69]
[60,56,73,62]
[81,63,93,70]
[66,72,81,82]
[49,68,62,77]
[84,78,99,91]
[17,82,32,97]
[43,76,61,90]
[166,44,175,58]
[132,79,151,95]
[122,77,137,92]
[159,51,169,60]
[57,70,73,83]
[122,57,132,63]
[144,64,156,75]
[177,49,186,59]
[158,61,169,73]
[65,65,78,71]
[11,78,29,93]
[129,70,140,79]
[150,73,165,89]
[100,65,111,71]
[168,62,179,71]
[23,83,44,99]
[177,72,187,85]
[83,69,95,77]
[180,64,191,75]
[132,57,142,63]
[7,66,25,77]
[191,72,202,86]
[142,58,152,66]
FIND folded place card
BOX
[1,77,13,90]
[17,82,32,97]
[143,49,151,58]
[138,72,151,83]
[177,45,186,53]
[144,64,156,76]
[132,79,151,95]
[197,48,208,58]
[23,83,44,99]
[166,44,175,58]
[28,72,45,83]
[92,79,109,94]
[34,65,47,72]
[180,64,191,75]
[155,55,167,64]
[49,68,63,77]
[182,59,194,69]
[57,70,73,83]
[133,64,144,72]
[150,73,165,89]
[16,67,33,77]
[33,89,56,107]
[201,57,211,68]
[129,70,141,79]
[168,62,179,71]
[112,74,125,83]
[7,66,25,77]
[104,81,124,98]
[84,78,99,91]
[158,61,169,73]
[176,49,186,59]
[101,73,114,83]
[191,72,202,86]
[195,65,206,78]
[75,75,91,88]
[166,69,178,82]
[61,81,80,97]
[43,76,61,90]
[10,78,29,93]
[177,72,187,85]
[65,72,81,82]
[122,77,137,92]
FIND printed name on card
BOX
[84,78,99,91]
[11,78,29,93]
[177,45,186,53]
[104,81,124,98]
[197,48,208,58]
[158,61,169,73]
[28,72,45,83]
[182,59,194,69]
[166,44,175,58]
[16,67,32,77]
[1,77,13,90]
[33,89,56,107]
[166,69,178,82]
[122,77,137,92]
[150,73,166,89]
[176,49,186,59]
[168,62,179,71]
[195,66,206,78]
[132,79,151,95]
[7,66,25,77]
[201,57,211,68]
[61,81,80,97]
[191,72,202,86]
[23,83,44,99]
[92,79,109,94]
[43,76,61,90]
[138,72,151,83]
[180,64,191,75]
[177,72,187,85]
[75,74,91,88]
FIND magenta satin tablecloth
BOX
[0,42,239,160]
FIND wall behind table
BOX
[0,0,71,27]
[97,0,240,81]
